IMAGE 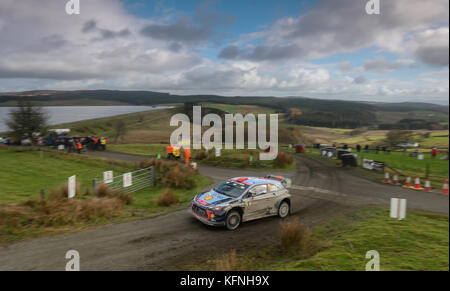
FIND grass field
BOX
[0,149,134,204]
[190,207,449,271]
[0,148,211,243]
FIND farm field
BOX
[0,149,132,204]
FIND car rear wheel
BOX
[278,201,290,218]
[226,211,241,230]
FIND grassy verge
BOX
[0,148,212,244]
[189,207,449,271]
[108,144,296,170]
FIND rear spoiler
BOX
[265,175,292,188]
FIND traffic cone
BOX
[383,171,391,184]
[403,174,412,189]
[392,172,401,186]
[442,179,449,195]
[424,178,432,192]
[412,174,424,190]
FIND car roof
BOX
[229,177,283,186]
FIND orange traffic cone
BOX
[424,178,432,192]
[392,172,401,186]
[442,179,449,195]
[412,174,424,190]
[383,171,391,184]
[403,174,412,189]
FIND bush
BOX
[141,158,198,189]
[157,189,179,207]
[48,183,80,201]
[96,184,133,205]
[279,219,317,257]
[194,150,208,160]
[274,153,294,168]
[162,165,197,189]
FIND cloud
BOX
[339,61,353,71]
[140,19,212,42]
[412,28,449,67]
[353,76,367,84]
[0,0,448,104]
[221,0,448,65]
[140,0,234,44]
[363,57,415,73]
[219,44,301,62]
[82,19,131,40]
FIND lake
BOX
[0,106,172,133]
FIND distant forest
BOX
[0,90,448,129]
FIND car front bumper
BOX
[189,203,226,227]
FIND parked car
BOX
[190,176,292,230]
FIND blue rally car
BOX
[190,176,292,230]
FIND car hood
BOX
[195,190,233,206]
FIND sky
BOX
[0,0,448,104]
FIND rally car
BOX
[190,175,292,230]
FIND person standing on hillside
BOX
[173,146,181,160]
[184,147,191,164]
[432,147,438,159]
[167,144,174,159]
[100,137,107,151]
[364,144,369,153]
[75,140,83,154]
[93,136,99,151]
[356,144,361,152]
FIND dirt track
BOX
[0,152,448,270]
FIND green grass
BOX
[279,207,449,271]
[356,151,449,188]
[189,207,449,271]
[0,149,133,204]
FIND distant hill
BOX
[0,90,448,129]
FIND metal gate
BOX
[96,166,155,193]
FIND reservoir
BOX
[0,105,172,133]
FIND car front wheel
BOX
[278,201,290,218]
[226,211,241,230]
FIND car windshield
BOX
[214,181,249,198]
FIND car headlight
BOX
[209,206,223,212]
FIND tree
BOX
[6,100,48,143]
[384,130,413,146]
[113,120,127,143]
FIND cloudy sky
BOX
[0,0,448,104]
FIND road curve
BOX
[0,152,447,270]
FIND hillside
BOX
[0,90,448,129]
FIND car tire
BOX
[278,201,290,218]
[226,211,241,230]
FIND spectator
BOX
[356,144,361,152]
[432,147,438,159]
